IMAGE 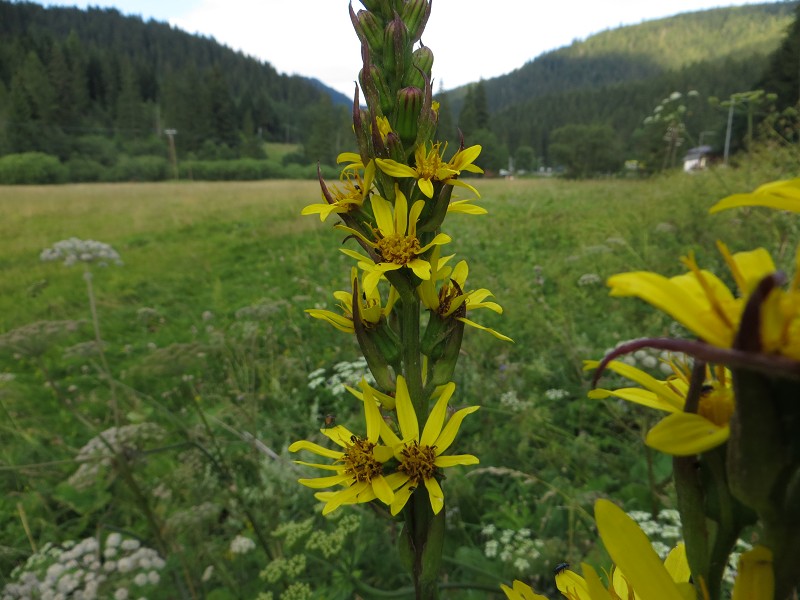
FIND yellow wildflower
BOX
[502,500,772,600]
[376,142,483,199]
[607,242,800,359]
[418,249,512,341]
[288,383,396,515]
[337,185,451,295]
[710,178,800,214]
[586,358,734,455]
[305,268,398,334]
[379,376,479,515]
[302,159,375,222]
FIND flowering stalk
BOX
[290,1,510,597]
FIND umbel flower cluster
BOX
[1,533,165,600]
[289,0,509,596]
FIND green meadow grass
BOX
[0,163,796,597]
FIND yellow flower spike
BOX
[731,546,773,600]
[500,580,550,600]
[379,375,479,516]
[336,186,451,296]
[288,390,396,514]
[710,178,800,214]
[594,499,686,600]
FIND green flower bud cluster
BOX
[350,0,435,159]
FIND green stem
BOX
[408,488,441,600]
[704,446,741,600]
[399,289,424,414]
[84,268,120,428]
[674,360,711,597]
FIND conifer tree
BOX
[759,5,800,109]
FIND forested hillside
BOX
[438,2,798,174]
[0,1,352,179]
[0,0,797,182]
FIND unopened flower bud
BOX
[351,8,384,58]
[394,86,423,144]
[401,0,431,43]
[429,319,465,386]
[412,45,433,77]
[360,0,387,15]
[383,15,412,86]
[386,131,405,163]
[359,64,394,115]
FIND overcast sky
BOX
[35,0,776,96]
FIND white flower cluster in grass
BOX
[627,509,682,560]
[68,424,166,490]
[721,538,755,585]
[306,358,375,397]
[577,273,602,287]
[544,388,570,402]
[627,508,749,585]
[498,390,532,412]
[0,320,84,358]
[480,524,544,574]
[229,535,256,555]
[40,238,123,267]
[1,533,164,600]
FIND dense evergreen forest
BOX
[0,0,798,182]
[437,1,800,174]
[0,1,353,181]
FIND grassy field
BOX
[0,161,796,598]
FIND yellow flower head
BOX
[418,249,512,341]
[337,185,452,295]
[500,580,549,600]
[305,267,398,334]
[376,142,483,199]
[502,501,772,600]
[586,357,734,456]
[607,242,800,360]
[302,159,375,222]
[288,382,396,515]
[379,376,479,515]
[710,178,800,214]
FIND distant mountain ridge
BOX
[450,2,797,113]
[436,1,797,169]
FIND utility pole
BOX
[723,101,734,166]
[164,129,178,180]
